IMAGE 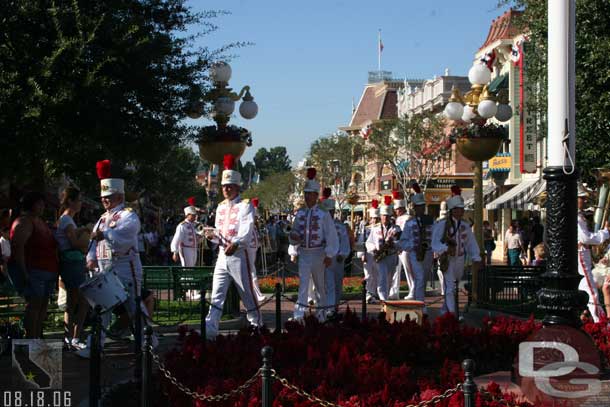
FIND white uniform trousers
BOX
[406,251,432,311]
[248,247,267,303]
[392,251,414,299]
[294,248,327,320]
[206,250,263,338]
[179,247,197,267]
[441,255,464,315]
[363,253,379,301]
[577,249,605,322]
[375,255,398,301]
[325,256,345,310]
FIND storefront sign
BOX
[423,178,474,190]
[489,154,512,172]
[519,41,537,173]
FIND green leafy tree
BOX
[501,0,610,181]
[0,0,246,198]
[363,113,452,196]
[242,171,295,213]
[308,132,362,209]
[252,147,292,180]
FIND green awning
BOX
[489,73,509,93]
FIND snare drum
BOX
[80,271,128,312]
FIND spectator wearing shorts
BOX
[8,192,59,338]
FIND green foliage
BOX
[364,113,452,195]
[242,171,295,212]
[0,0,246,200]
[252,146,292,180]
[308,132,362,205]
[501,0,610,181]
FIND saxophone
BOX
[439,213,457,273]
[373,226,398,262]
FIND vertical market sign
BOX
[518,40,537,173]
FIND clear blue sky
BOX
[188,0,511,165]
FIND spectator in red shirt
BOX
[8,192,59,338]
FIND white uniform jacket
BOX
[288,205,339,258]
[170,220,200,253]
[431,218,481,261]
[209,196,255,254]
[400,215,433,256]
[87,203,141,265]
[365,224,401,254]
[334,219,351,258]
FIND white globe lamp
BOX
[495,104,513,122]
[477,99,498,119]
[214,96,235,116]
[468,63,491,86]
[239,99,258,119]
[444,101,464,121]
[210,62,232,84]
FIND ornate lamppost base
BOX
[537,166,588,327]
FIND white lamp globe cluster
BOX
[209,61,258,120]
[444,61,512,123]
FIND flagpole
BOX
[378,29,382,74]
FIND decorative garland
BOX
[199,125,253,147]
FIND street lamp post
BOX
[444,62,512,304]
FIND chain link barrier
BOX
[271,368,464,407]
[280,293,350,311]
[147,345,261,402]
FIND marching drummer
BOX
[170,197,201,267]
[78,160,153,358]
[203,155,263,338]
[365,196,401,301]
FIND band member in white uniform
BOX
[398,187,433,311]
[577,184,610,322]
[170,200,200,267]
[435,202,448,295]
[78,160,153,358]
[320,189,351,314]
[357,202,380,303]
[203,155,263,338]
[288,168,339,321]
[391,190,412,299]
[431,187,481,315]
[366,196,400,301]
[249,198,267,303]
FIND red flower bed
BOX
[159,311,548,406]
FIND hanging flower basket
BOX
[451,122,507,162]
[198,125,252,164]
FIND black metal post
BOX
[89,305,102,407]
[275,283,282,334]
[462,359,477,407]
[361,279,367,320]
[200,285,207,342]
[538,168,587,325]
[261,346,273,407]
[134,294,142,381]
[142,326,153,407]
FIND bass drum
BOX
[80,271,128,313]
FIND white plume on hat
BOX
[96,160,124,197]
[221,155,241,186]
[303,168,321,193]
